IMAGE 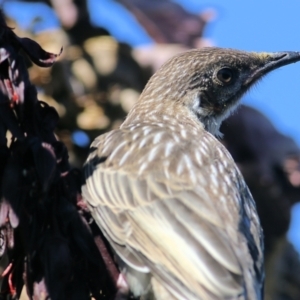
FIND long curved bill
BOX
[244,51,300,85]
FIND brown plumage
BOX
[82,48,300,299]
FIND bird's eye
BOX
[217,68,234,84]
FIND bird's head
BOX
[133,47,300,136]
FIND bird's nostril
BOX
[273,53,287,61]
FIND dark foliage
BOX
[0,12,115,299]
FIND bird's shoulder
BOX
[86,123,253,216]
[84,122,255,218]
[87,122,239,181]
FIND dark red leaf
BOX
[16,37,62,67]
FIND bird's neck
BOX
[121,98,204,132]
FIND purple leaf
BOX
[0,100,24,139]
[0,48,10,64]
[16,36,62,67]
[32,141,57,192]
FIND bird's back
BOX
[83,121,264,300]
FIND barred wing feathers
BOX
[83,124,263,299]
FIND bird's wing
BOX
[83,124,263,299]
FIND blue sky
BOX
[204,0,300,145]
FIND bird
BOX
[82,47,300,300]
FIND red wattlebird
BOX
[83,48,300,299]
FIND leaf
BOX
[16,36,62,68]
[31,141,57,192]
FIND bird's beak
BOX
[244,51,300,85]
